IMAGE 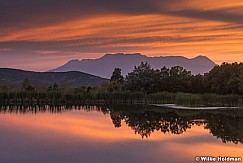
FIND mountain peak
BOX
[50,53,216,78]
[68,59,80,63]
[191,55,216,64]
[101,53,144,59]
[192,55,207,59]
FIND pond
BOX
[0,105,243,163]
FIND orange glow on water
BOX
[1,108,243,163]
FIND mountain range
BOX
[0,68,108,88]
[50,53,216,78]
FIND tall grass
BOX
[175,93,203,106]
[175,93,242,107]
[0,89,242,107]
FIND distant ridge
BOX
[0,68,108,88]
[50,53,216,78]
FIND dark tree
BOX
[109,68,124,91]
[169,66,192,92]
[124,62,157,93]
[205,62,243,94]
[190,74,204,93]
[110,68,124,84]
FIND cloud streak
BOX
[168,8,243,25]
[0,0,171,30]
[1,1,243,71]
[1,0,243,32]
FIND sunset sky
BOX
[1,0,243,71]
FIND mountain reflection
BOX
[0,104,243,144]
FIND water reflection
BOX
[1,104,243,144]
[204,112,243,144]
[109,106,243,144]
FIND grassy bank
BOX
[0,90,243,107]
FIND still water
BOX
[0,105,243,163]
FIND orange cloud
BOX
[1,1,243,70]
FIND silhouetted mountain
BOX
[50,53,216,78]
[0,68,108,88]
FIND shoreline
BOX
[151,104,240,110]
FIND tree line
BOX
[1,62,243,107]
[109,62,243,95]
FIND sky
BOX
[0,0,243,71]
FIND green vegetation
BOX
[0,89,242,107]
[1,62,243,107]
[122,62,243,94]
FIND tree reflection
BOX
[0,104,242,144]
[110,109,196,138]
[204,112,243,144]
[108,106,243,144]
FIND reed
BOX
[0,89,242,107]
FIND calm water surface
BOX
[0,105,243,163]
